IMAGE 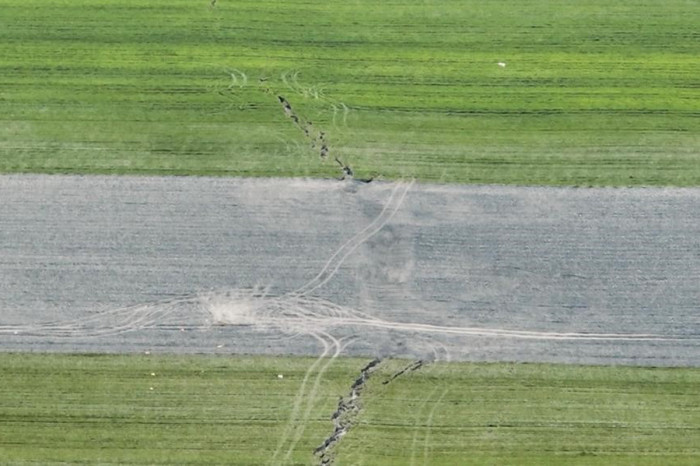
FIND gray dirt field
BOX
[1,174,698,365]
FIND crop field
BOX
[2,1,700,465]
[1,0,699,184]
[1,353,699,465]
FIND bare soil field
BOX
[1,174,698,365]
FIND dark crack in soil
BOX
[382,359,424,385]
[277,94,330,161]
[314,358,382,465]
[275,94,374,183]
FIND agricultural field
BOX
[1,177,699,465]
[1,0,699,184]
[1,353,699,465]
[2,1,700,465]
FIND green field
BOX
[1,0,699,185]
[0,353,698,465]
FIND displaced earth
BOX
[1,174,698,366]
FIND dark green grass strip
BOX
[0,353,698,465]
[1,0,699,185]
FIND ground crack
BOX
[382,359,424,385]
[313,358,382,464]
[219,71,377,182]
[276,94,373,183]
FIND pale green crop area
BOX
[1,0,699,184]
[0,353,699,465]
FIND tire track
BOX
[281,333,353,465]
[421,389,449,466]
[270,333,333,466]
[409,387,438,466]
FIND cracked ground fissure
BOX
[276,94,372,182]
[382,359,424,385]
[313,358,427,464]
[313,358,382,465]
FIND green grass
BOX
[1,0,699,185]
[0,353,698,465]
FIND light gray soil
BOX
[1,174,698,366]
